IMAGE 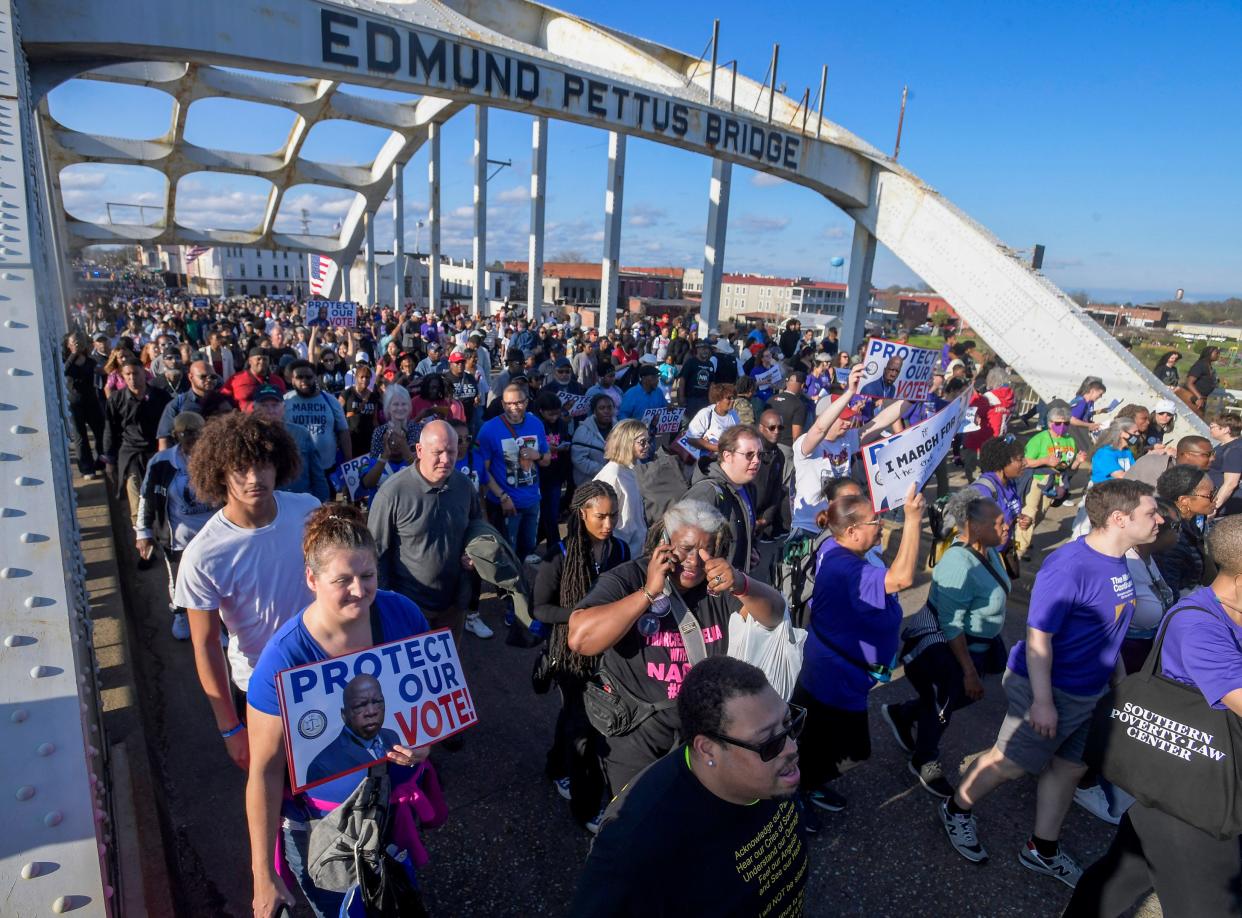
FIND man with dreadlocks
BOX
[533,480,630,834]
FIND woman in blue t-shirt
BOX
[792,483,926,816]
[1068,516,1242,917]
[1089,418,1139,483]
[246,503,433,918]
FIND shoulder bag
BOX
[1086,605,1242,840]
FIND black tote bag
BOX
[1086,605,1242,840]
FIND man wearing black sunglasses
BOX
[571,657,808,916]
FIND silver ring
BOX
[713,575,723,585]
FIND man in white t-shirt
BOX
[789,365,907,539]
[173,411,319,771]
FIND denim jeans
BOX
[488,499,540,558]
[281,817,346,918]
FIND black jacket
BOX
[104,386,172,489]
[685,464,755,573]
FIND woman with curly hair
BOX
[532,480,629,832]
[172,411,319,772]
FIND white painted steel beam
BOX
[699,158,731,335]
[364,210,375,304]
[472,105,488,316]
[391,162,403,309]
[427,122,441,315]
[841,222,876,354]
[1,2,111,913]
[599,131,626,336]
[527,116,547,323]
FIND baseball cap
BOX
[448,351,465,363]
[172,411,205,436]
[830,392,859,419]
[554,357,572,369]
[1153,399,1177,416]
[355,351,371,364]
[247,347,266,359]
[253,385,283,403]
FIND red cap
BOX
[830,392,859,419]
[448,351,466,363]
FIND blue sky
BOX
[46,0,1242,302]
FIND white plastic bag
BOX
[727,606,807,701]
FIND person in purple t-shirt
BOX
[939,479,1162,888]
[1069,515,1242,915]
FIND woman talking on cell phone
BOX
[568,499,785,799]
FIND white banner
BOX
[305,299,357,328]
[860,390,971,511]
[857,337,940,401]
[276,628,477,793]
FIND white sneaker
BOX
[1073,785,1121,825]
[464,612,494,639]
[553,776,572,801]
[585,805,607,835]
[170,611,190,641]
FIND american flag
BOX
[185,245,210,264]
[309,254,336,296]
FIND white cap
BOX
[1153,399,1177,416]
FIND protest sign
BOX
[642,406,686,434]
[860,390,971,512]
[834,367,852,387]
[191,297,209,310]
[754,366,784,390]
[856,337,940,401]
[305,300,357,328]
[335,454,372,500]
[557,390,591,417]
[276,628,477,793]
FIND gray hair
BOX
[944,493,1002,532]
[1047,404,1072,422]
[985,367,1011,390]
[662,499,726,538]
[1097,417,1137,451]
[1206,515,1242,576]
[382,383,411,413]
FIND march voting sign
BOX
[860,390,971,512]
[276,628,478,793]
[305,299,357,328]
[856,337,940,401]
[642,406,686,434]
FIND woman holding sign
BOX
[246,504,436,918]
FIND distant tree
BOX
[930,308,951,328]
[550,250,587,263]
[1068,290,1091,307]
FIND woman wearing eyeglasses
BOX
[792,482,925,824]
[568,499,785,799]
[570,657,808,917]
[1155,465,1219,597]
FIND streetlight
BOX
[414,219,424,255]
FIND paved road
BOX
[110,467,1160,917]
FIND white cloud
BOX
[821,225,849,240]
[452,205,474,218]
[627,204,666,228]
[59,169,109,190]
[495,184,529,204]
[749,172,787,189]
[736,214,790,234]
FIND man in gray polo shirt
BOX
[368,420,480,646]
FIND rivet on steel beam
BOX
[38,742,55,756]
[9,424,34,434]
[16,785,34,801]
[15,476,42,485]
[19,532,48,543]
[53,894,88,913]
[0,402,13,410]
[20,861,41,879]
[30,664,60,678]
[1,506,26,517]
[4,633,34,646]
[44,810,63,827]
[11,708,27,723]
[0,452,17,461]
[2,318,25,327]
[25,596,53,608]
[1,566,30,577]
[6,368,32,376]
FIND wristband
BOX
[220,723,245,739]
[730,573,750,598]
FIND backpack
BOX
[775,528,833,630]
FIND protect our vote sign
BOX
[860,390,971,512]
[305,299,357,328]
[276,628,478,793]
[856,337,939,401]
